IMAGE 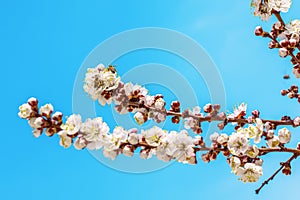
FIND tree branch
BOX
[255,153,299,194]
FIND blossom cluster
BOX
[281,85,300,103]
[18,97,299,184]
[253,5,300,79]
[251,0,292,21]
[18,97,63,138]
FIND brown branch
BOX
[273,11,285,26]
[133,142,300,155]
[128,102,298,128]
[255,153,299,194]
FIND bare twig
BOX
[255,153,299,194]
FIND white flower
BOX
[140,149,154,160]
[251,0,272,21]
[104,127,128,151]
[154,98,165,110]
[236,163,263,183]
[269,0,292,13]
[39,103,53,117]
[292,67,300,78]
[156,137,172,162]
[27,97,38,106]
[279,48,288,58]
[285,20,300,36]
[240,118,264,143]
[229,156,241,174]
[246,145,259,158]
[217,133,229,144]
[183,106,202,131]
[278,127,291,144]
[58,131,72,148]
[80,117,110,150]
[45,127,55,136]
[229,103,247,119]
[60,114,82,136]
[144,95,155,106]
[267,135,280,148]
[83,64,120,105]
[128,133,139,145]
[28,118,37,128]
[227,132,249,156]
[33,129,42,138]
[134,112,146,125]
[166,130,195,163]
[122,145,134,157]
[210,132,219,142]
[293,117,300,126]
[141,126,166,147]
[18,103,32,119]
[33,117,44,128]
[74,137,87,150]
[124,82,148,97]
[103,149,118,160]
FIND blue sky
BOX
[1,0,300,199]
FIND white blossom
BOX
[103,149,118,160]
[140,149,154,160]
[39,103,53,117]
[236,163,263,183]
[141,126,166,147]
[227,132,249,156]
[84,64,120,105]
[74,137,87,150]
[267,135,280,148]
[251,0,272,21]
[144,95,155,107]
[246,145,259,158]
[18,103,32,119]
[52,111,63,121]
[156,137,172,162]
[104,127,128,151]
[278,127,291,144]
[183,106,202,131]
[285,20,300,36]
[124,82,148,97]
[33,129,42,138]
[229,156,241,174]
[134,112,146,125]
[229,103,247,119]
[28,117,37,128]
[279,48,288,57]
[166,130,195,163]
[128,133,139,145]
[58,131,72,148]
[217,133,229,144]
[210,132,219,142]
[60,114,82,136]
[27,97,38,106]
[240,118,264,143]
[269,0,292,13]
[122,145,134,157]
[80,117,109,149]
[33,117,44,128]
[154,98,165,110]
[293,117,300,126]
[292,67,300,78]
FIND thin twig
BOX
[255,153,298,194]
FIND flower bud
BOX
[254,26,263,36]
[279,48,288,58]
